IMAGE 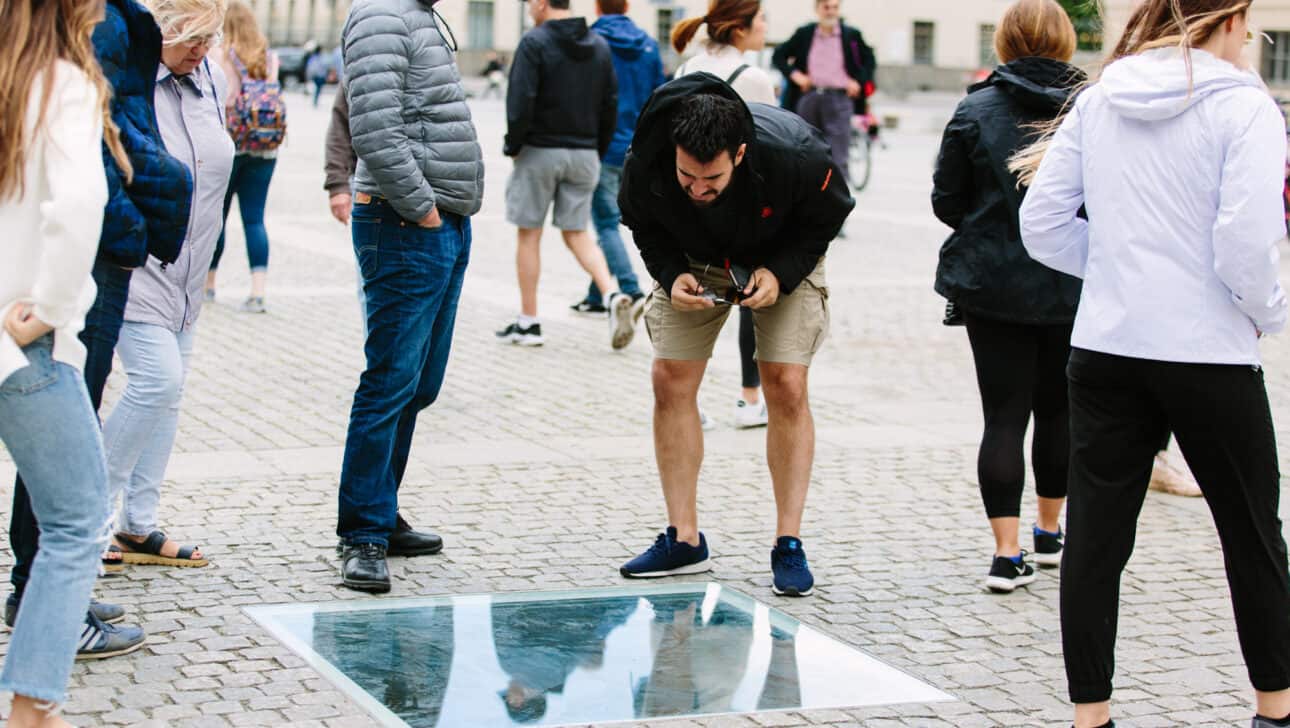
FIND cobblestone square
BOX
[2,87,1288,727]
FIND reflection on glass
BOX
[246,584,952,728]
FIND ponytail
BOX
[672,16,705,54]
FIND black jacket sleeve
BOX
[765,149,855,294]
[504,36,540,157]
[324,80,357,196]
[598,56,618,159]
[931,108,979,230]
[772,26,810,78]
[620,160,689,295]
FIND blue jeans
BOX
[585,165,641,306]
[11,259,132,597]
[338,199,471,546]
[0,337,108,704]
[213,154,277,273]
[102,323,195,536]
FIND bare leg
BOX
[204,269,217,295]
[517,227,542,318]
[760,362,813,539]
[561,229,615,297]
[1258,689,1290,721]
[1037,495,1064,534]
[653,358,708,546]
[741,387,760,404]
[1074,702,1111,728]
[989,516,1021,557]
[8,695,73,728]
[250,270,267,298]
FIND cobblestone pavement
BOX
[3,86,1290,728]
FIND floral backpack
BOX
[226,49,287,153]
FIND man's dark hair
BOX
[597,0,628,13]
[548,0,572,9]
[669,94,745,164]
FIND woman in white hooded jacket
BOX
[1018,1,1290,727]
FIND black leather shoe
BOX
[341,543,390,593]
[388,514,443,557]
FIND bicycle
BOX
[848,112,881,193]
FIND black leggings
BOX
[1063,349,1290,703]
[739,307,759,389]
[964,314,1072,519]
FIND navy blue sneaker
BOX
[771,536,814,597]
[620,526,711,578]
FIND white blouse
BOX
[675,43,777,106]
[0,61,107,385]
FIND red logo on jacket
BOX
[761,206,773,219]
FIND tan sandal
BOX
[115,531,209,567]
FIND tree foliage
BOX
[1059,0,1103,51]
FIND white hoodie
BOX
[1020,47,1288,365]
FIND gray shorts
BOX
[505,147,600,231]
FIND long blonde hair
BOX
[223,1,269,79]
[0,0,130,202]
[1010,0,1252,185]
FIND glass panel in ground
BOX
[247,583,952,728]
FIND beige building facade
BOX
[247,0,1020,91]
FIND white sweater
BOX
[0,61,107,385]
[1021,48,1288,366]
[675,43,777,106]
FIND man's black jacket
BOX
[772,22,876,116]
[619,73,854,296]
[504,17,617,157]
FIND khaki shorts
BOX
[644,258,829,366]
[505,147,600,231]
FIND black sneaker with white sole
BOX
[1032,525,1063,568]
[570,299,607,315]
[607,292,635,350]
[985,553,1036,593]
[496,321,544,346]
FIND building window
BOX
[979,24,996,68]
[913,21,935,66]
[657,8,675,49]
[1262,30,1290,84]
[468,1,494,50]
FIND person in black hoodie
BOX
[617,73,854,597]
[931,0,1084,595]
[498,0,633,351]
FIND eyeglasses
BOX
[1246,30,1274,46]
[177,31,222,48]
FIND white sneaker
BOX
[607,292,636,350]
[734,398,768,429]
[699,408,716,431]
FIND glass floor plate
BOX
[246,583,953,727]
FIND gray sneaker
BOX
[607,292,635,350]
[5,596,124,628]
[240,296,267,314]
[77,613,146,660]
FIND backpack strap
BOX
[726,64,750,85]
[228,48,249,80]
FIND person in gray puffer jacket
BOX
[345,0,484,223]
[336,0,484,595]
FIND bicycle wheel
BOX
[848,131,873,192]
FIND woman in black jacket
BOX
[931,0,1084,594]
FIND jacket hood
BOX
[630,72,757,173]
[592,14,651,60]
[972,57,1085,114]
[1100,47,1267,121]
[544,17,596,61]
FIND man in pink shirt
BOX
[772,0,877,185]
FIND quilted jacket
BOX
[93,0,193,267]
[343,0,484,222]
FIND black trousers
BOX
[739,306,759,389]
[1063,348,1290,703]
[9,261,133,599]
[964,314,1072,519]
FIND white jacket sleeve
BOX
[1212,96,1289,335]
[1020,104,1089,279]
[30,68,108,330]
